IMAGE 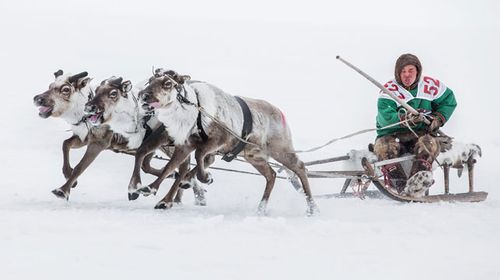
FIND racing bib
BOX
[379,76,447,102]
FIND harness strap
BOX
[193,88,209,142]
[221,96,253,162]
[141,113,154,141]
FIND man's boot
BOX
[404,135,440,197]
[381,163,407,193]
[404,158,434,197]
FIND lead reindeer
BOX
[135,69,318,215]
[33,70,94,187]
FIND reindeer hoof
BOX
[128,192,139,201]
[206,173,213,184]
[154,201,173,209]
[180,181,192,189]
[257,201,268,216]
[196,171,213,184]
[305,199,319,216]
[138,186,157,197]
[195,200,207,206]
[52,189,68,200]
[194,196,207,206]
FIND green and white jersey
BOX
[376,75,457,137]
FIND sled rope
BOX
[201,103,419,154]
[151,154,289,179]
[292,120,412,153]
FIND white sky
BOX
[1,0,498,27]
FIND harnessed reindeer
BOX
[133,69,318,215]
[84,76,205,205]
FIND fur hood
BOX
[394,53,422,90]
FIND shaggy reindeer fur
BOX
[436,142,481,176]
[137,69,318,214]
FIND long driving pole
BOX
[336,55,432,125]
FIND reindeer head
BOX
[139,69,191,110]
[84,77,132,125]
[33,70,91,118]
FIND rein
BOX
[165,76,443,155]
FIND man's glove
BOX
[400,111,425,126]
[429,115,443,132]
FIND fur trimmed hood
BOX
[395,53,422,90]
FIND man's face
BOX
[400,65,418,87]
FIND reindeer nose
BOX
[84,104,97,114]
[141,91,151,101]
[33,95,44,105]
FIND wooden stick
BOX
[467,158,476,192]
[443,163,450,194]
[336,56,430,125]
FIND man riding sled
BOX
[373,53,457,196]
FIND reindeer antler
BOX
[68,72,89,84]
[109,77,123,88]
[54,70,64,78]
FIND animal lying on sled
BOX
[33,70,204,204]
[122,69,318,214]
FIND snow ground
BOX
[1,1,499,279]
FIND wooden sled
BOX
[305,152,488,203]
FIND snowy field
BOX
[1,0,499,279]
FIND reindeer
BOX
[33,71,204,204]
[84,76,204,205]
[133,69,318,215]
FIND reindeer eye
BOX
[60,86,71,95]
[163,81,172,89]
[109,90,118,98]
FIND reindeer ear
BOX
[77,77,92,90]
[179,75,191,84]
[121,80,132,94]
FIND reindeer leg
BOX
[178,155,213,205]
[62,135,86,188]
[127,129,170,200]
[272,151,318,216]
[52,141,108,200]
[157,151,212,209]
[195,141,220,184]
[140,153,163,177]
[140,145,195,205]
[173,158,191,204]
[245,155,276,215]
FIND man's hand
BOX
[401,111,425,126]
[429,116,443,132]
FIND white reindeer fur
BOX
[154,81,271,146]
[436,142,481,168]
[102,88,153,150]
[51,74,93,141]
